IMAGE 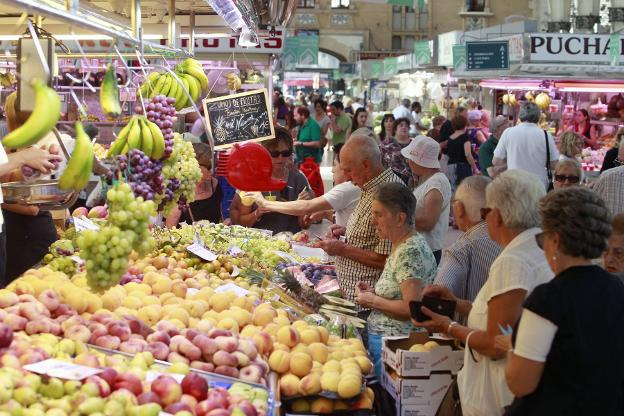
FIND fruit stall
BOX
[0,1,383,415]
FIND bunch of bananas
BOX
[2,78,61,150]
[138,58,208,111]
[100,63,121,118]
[107,115,165,160]
[225,72,242,91]
[58,122,94,191]
[0,71,16,88]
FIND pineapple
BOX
[274,268,327,312]
[213,115,227,143]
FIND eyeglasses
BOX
[535,232,545,250]
[554,174,580,183]
[480,207,492,221]
[269,150,293,158]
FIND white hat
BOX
[400,135,441,169]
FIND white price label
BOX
[227,245,244,256]
[250,227,274,237]
[186,243,217,261]
[73,216,100,232]
[214,282,249,297]
[274,250,299,265]
[23,359,103,380]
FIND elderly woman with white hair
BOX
[553,158,583,190]
[415,170,554,416]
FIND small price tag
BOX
[227,245,244,256]
[274,250,299,265]
[250,227,274,237]
[73,216,100,232]
[186,288,199,296]
[231,264,240,277]
[187,243,217,261]
[23,359,103,380]
[70,255,84,266]
[214,282,249,297]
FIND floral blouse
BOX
[368,234,437,336]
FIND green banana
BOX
[151,75,168,99]
[180,73,200,103]
[167,74,179,101]
[176,76,189,110]
[127,117,142,150]
[139,72,161,98]
[181,60,208,92]
[100,63,121,118]
[2,78,61,149]
[58,122,93,191]
[107,118,135,157]
[146,119,165,159]
[139,117,154,157]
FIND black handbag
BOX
[544,130,554,191]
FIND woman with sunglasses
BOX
[166,143,224,226]
[553,159,582,190]
[413,170,553,416]
[229,127,312,234]
[501,187,623,415]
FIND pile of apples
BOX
[0,328,271,416]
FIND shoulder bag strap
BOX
[544,130,553,183]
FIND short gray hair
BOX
[343,134,382,166]
[374,182,416,227]
[486,170,546,230]
[490,115,509,134]
[401,98,411,107]
[455,176,493,223]
[519,102,541,123]
[555,158,583,179]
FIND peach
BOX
[169,335,189,353]
[308,343,328,364]
[237,339,258,361]
[195,320,214,334]
[192,335,218,358]
[310,397,334,413]
[337,374,361,399]
[279,374,301,397]
[106,322,131,342]
[213,365,239,378]
[151,375,182,406]
[291,398,311,412]
[289,352,313,378]
[137,391,163,406]
[299,373,322,396]
[276,326,300,348]
[167,352,190,365]
[238,365,263,384]
[291,344,310,356]
[179,341,202,361]
[171,280,188,299]
[18,302,48,320]
[64,325,92,343]
[317,326,329,344]
[232,351,250,367]
[208,328,232,339]
[190,361,215,373]
[300,328,321,345]
[216,317,239,334]
[213,350,238,367]
[3,314,27,331]
[75,353,100,368]
[37,289,60,312]
[94,335,121,350]
[215,336,238,353]
[252,308,277,327]
[156,320,180,337]
[146,330,171,345]
[25,320,51,335]
[137,306,161,326]
[0,289,19,308]
[268,350,291,374]
[251,332,273,355]
[180,373,208,402]
[320,372,340,392]
[119,340,147,354]
[355,356,373,374]
[146,342,170,360]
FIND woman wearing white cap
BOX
[401,135,452,263]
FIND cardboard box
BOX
[382,332,464,377]
[382,367,452,406]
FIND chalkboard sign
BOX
[202,89,275,149]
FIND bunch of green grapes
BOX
[107,182,157,255]
[76,226,135,291]
[47,256,78,275]
[161,134,202,215]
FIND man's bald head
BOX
[340,135,384,188]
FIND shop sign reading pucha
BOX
[530,33,623,64]
[202,88,275,149]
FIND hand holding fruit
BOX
[16,146,63,174]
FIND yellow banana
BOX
[107,118,135,157]
[151,75,168,99]
[139,117,154,157]
[181,62,208,92]
[3,78,61,149]
[180,73,200,103]
[159,74,173,97]
[146,119,165,159]
[175,76,189,110]
[100,64,121,118]
[127,117,142,150]
[58,122,93,191]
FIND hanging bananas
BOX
[100,64,121,118]
[107,116,166,160]
[58,122,94,191]
[225,73,242,91]
[2,78,61,150]
[137,58,208,111]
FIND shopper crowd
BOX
[2,90,624,416]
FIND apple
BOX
[114,373,143,396]
[146,342,170,361]
[84,376,111,397]
[137,392,163,406]
[181,373,208,402]
[72,207,88,217]
[151,375,182,406]
[97,368,118,388]
[88,205,108,219]
[165,403,194,414]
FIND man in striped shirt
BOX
[316,135,404,312]
[434,176,501,313]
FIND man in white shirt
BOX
[392,98,414,125]
[492,102,559,190]
[244,154,361,227]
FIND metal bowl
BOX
[2,179,76,207]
